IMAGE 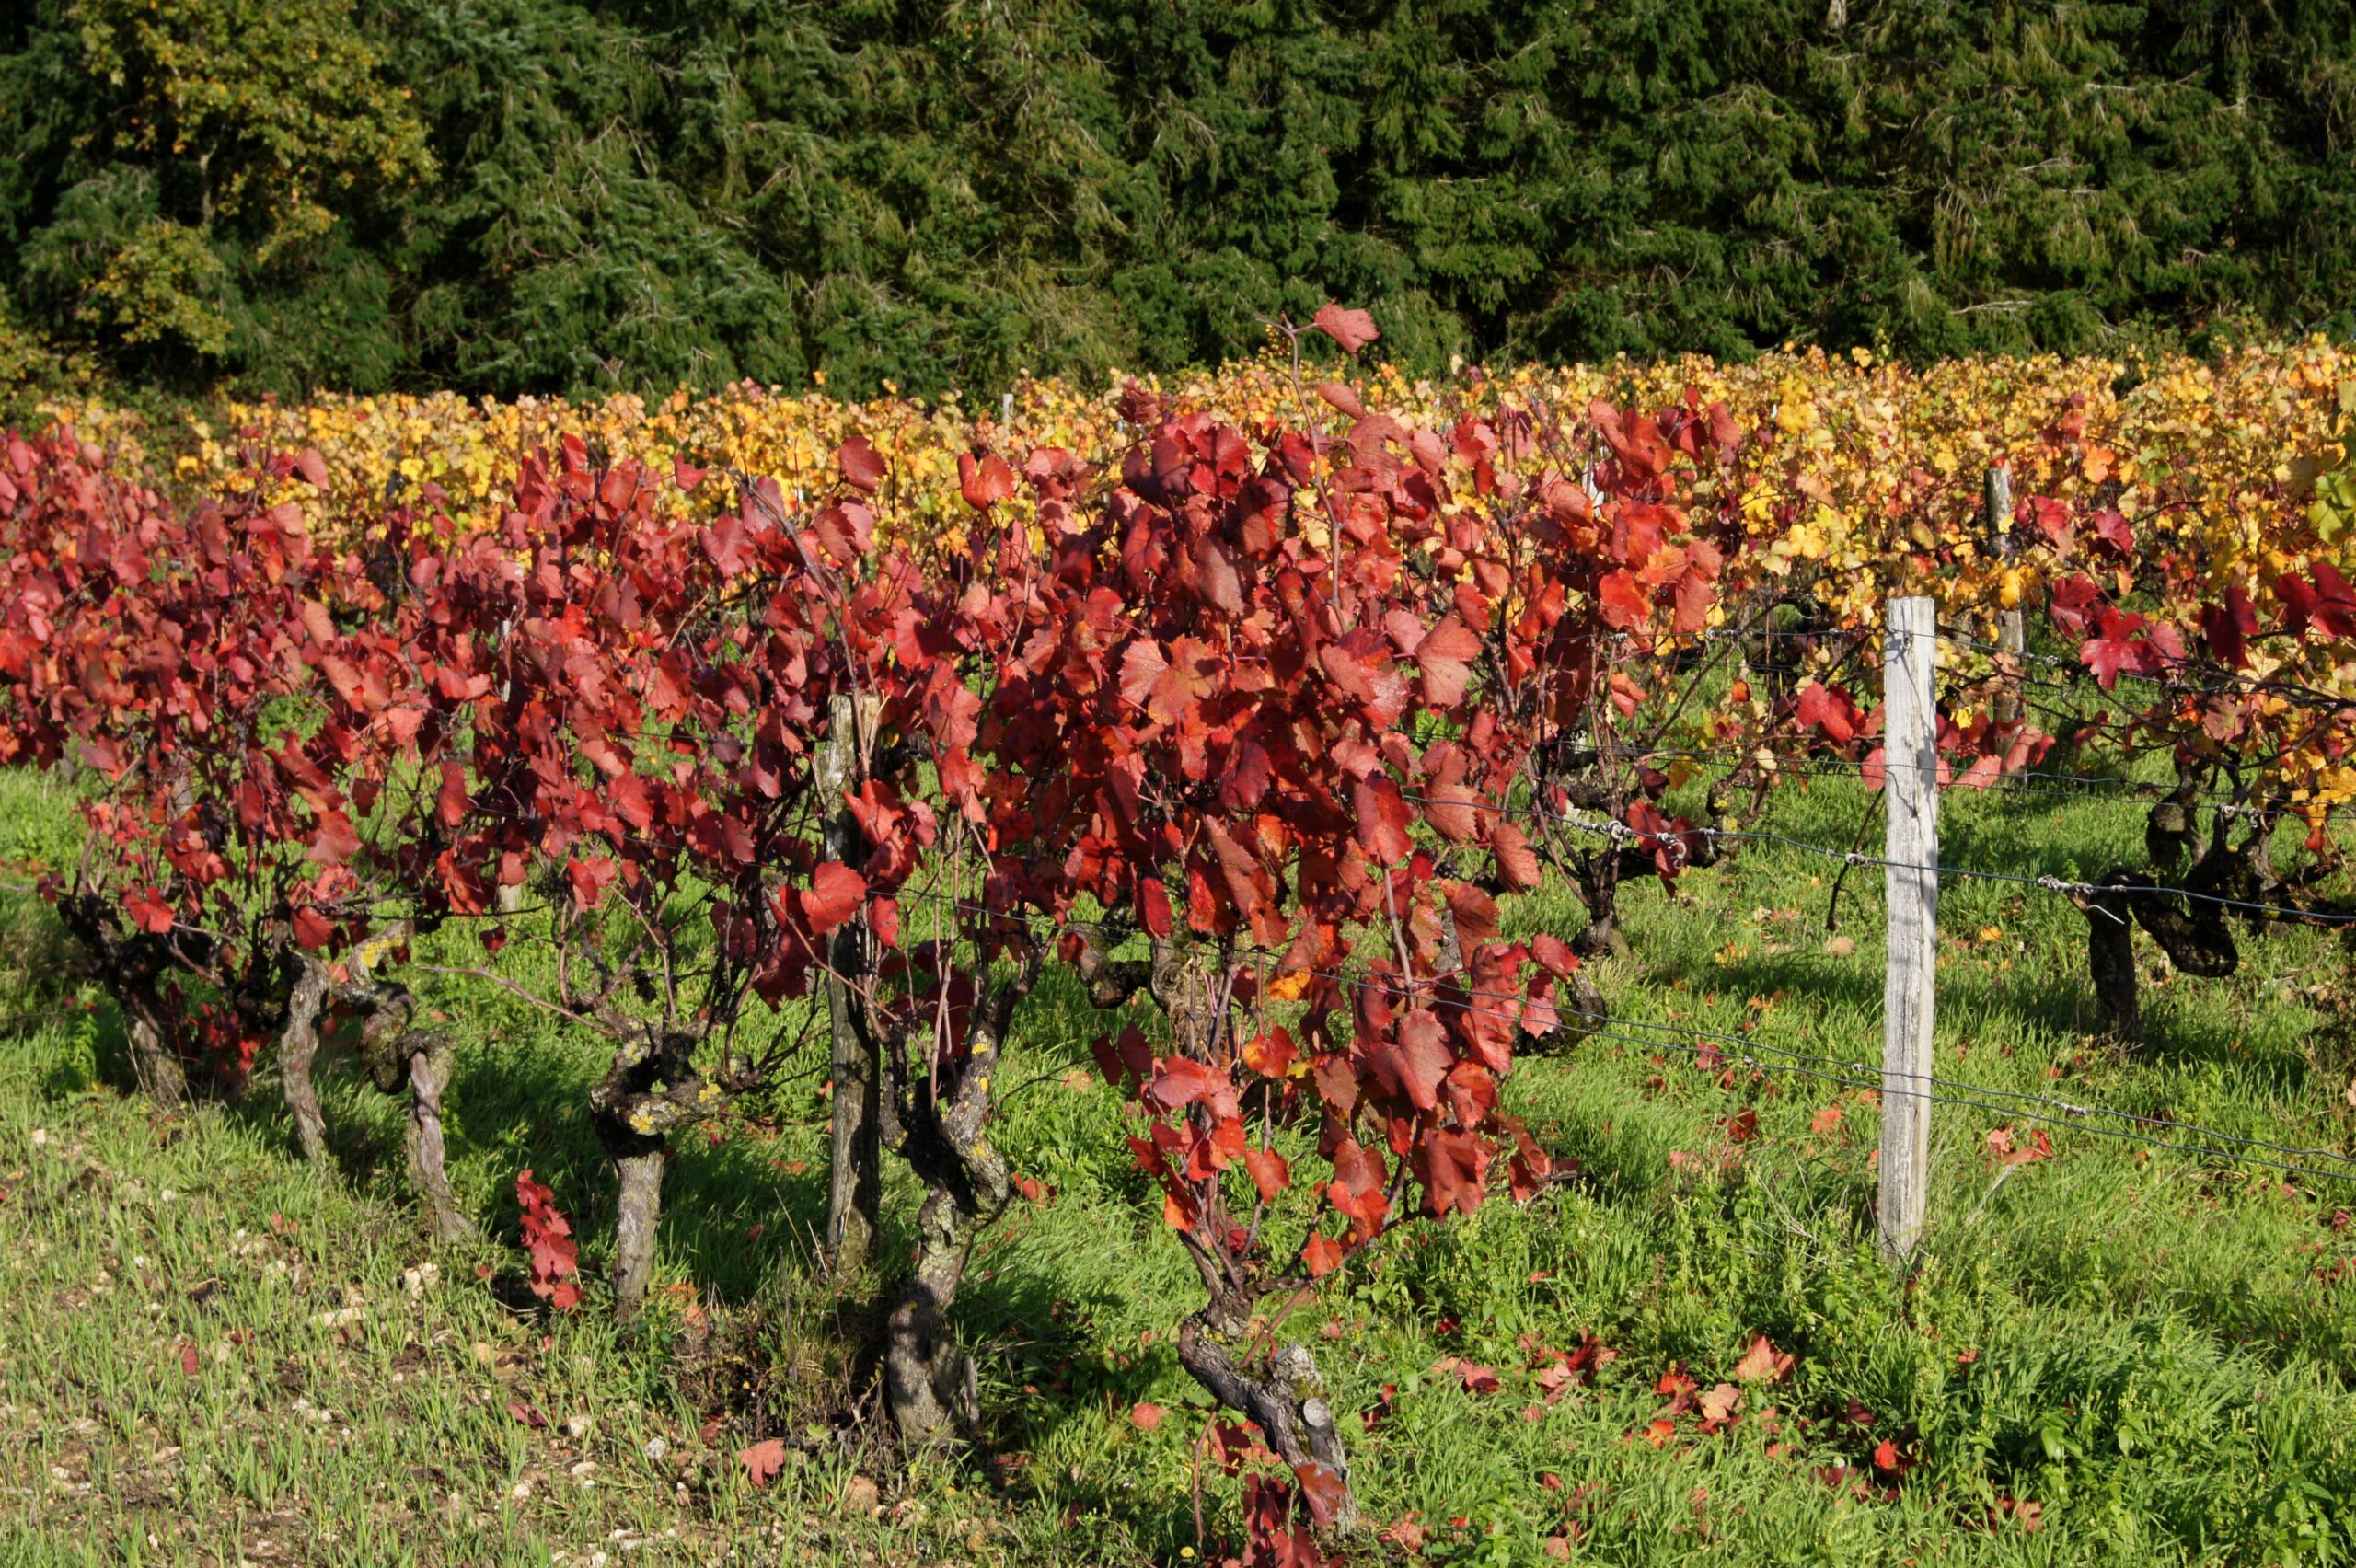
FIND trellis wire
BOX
[851,881,2356,1187]
[1395,789,2356,927]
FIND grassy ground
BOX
[4,748,2356,1567]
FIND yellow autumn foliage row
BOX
[37,337,2353,638]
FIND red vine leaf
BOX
[800,863,868,937]
[836,437,886,492]
[1310,303,1380,356]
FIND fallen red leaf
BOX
[1990,1496,2044,1533]
[738,1438,789,1487]
[1432,1357,1501,1395]
[1730,1333,1796,1384]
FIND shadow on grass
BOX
[1633,940,2119,1053]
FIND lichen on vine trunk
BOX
[403,1038,471,1242]
[1176,1309,1357,1533]
[588,1024,728,1317]
[880,969,1030,1444]
[277,960,333,1162]
[605,1143,669,1315]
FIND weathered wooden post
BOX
[1880,595,1938,1262]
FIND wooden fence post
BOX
[1880,595,1938,1262]
[1986,464,2024,725]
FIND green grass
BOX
[5,753,2356,1566]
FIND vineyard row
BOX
[4,307,2354,1553]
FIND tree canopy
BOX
[3,0,2350,400]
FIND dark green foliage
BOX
[3,0,2351,401]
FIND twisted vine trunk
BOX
[1160,944,1360,1530]
[883,974,1029,1443]
[345,974,473,1239]
[125,1009,190,1108]
[1176,1306,1357,1532]
[1551,965,1611,1049]
[1554,806,1657,963]
[606,1141,669,1313]
[589,1026,724,1316]
[1572,851,1627,961]
[591,1044,673,1319]
[405,1035,471,1241]
[825,959,881,1274]
[2078,880,2142,1042]
[882,1159,999,1440]
[2077,804,2259,1045]
[56,894,196,1107]
[277,961,333,1162]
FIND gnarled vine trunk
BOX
[2078,804,2261,1045]
[2077,880,2142,1042]
[277,960,334,1162]
[403,1035,470,1241]
[124,1009,190,1107]
[1092,936,1366,1529]
[881,972,1030,1443]
[1176,1302,1357,1532]
[605,1141,669,1312]
[590,1076,667,1315]
[825,956,881,1275]
[588,1024,725,1316]
[2129,885,2239,978]
[53,894,211,1108]
[346,974,474,1240]
[1571,850,1628,961]
[1550,964,1611,1050]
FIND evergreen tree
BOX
[2,0,2349,399]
